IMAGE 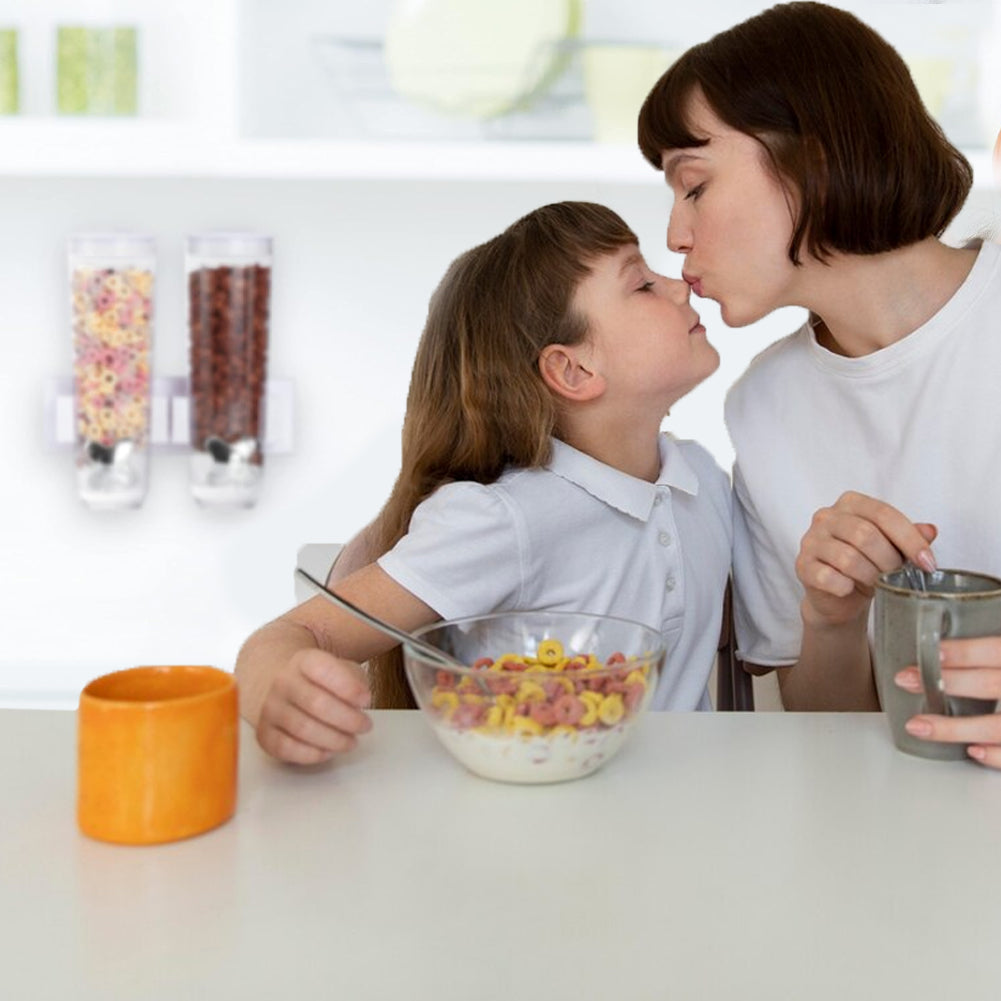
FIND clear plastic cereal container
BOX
[186,232,272,507]
[67,232,155,510]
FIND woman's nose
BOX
[666,208,692,254]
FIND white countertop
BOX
[2,709,999,1000]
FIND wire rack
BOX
[311,35,595,141]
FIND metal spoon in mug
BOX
[294,567,465,669]
[901,559,928,593]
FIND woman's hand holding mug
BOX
[894,636,1001,768]
[796,490,1001,766]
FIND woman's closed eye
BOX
[684,183,705,202]
[638,279,656,292]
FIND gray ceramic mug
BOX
[873,568,1001,760]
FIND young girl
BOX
[235,202,731,765]
[637,2,1001,763]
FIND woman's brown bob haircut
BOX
[637,2,973,264]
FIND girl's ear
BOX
[538,344,606,402]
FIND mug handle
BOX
[917,603,950,716]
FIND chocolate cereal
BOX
[188,263,270,461]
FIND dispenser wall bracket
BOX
[43,376,295,454]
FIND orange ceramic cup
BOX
[77,665,238,845]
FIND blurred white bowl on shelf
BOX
[383,0,582,120]
[311,33,591,142]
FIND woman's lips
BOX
[683,273,704,297]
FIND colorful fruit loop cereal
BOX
[428,639,652,739]
[71,267,152,450]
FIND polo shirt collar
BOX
[547,434,699,522]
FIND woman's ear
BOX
[538,344,606,402]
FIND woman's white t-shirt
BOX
[725,240,1001,666]
[378,434,732,710]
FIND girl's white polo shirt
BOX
[377,434,732,711]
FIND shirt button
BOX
[658,531,672,546]
[665,575,676,592]
[653,494,664,506]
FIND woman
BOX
[637,1,1001,765]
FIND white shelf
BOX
[1,118,995,187]
[0,119,658,182]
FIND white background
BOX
[0,0,998,704]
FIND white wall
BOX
[0,176,766,701]
[1,0,998,705]
[3,176,996,705]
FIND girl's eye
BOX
[684,183,705,202]
[638,280,655,292]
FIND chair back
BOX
[715,579,755,711]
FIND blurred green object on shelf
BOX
[57,26,137,115]
[583,43,677,145]
[0,29,18,114]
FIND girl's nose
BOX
[665,277,690,303]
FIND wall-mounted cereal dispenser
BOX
[186,232,272,507]
[67,232,155,510]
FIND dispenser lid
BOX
[67,232,156,260]
[186,231,273,264]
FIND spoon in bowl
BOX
[294,567,465,669]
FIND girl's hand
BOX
[256,648,372,765]
[895,637,1001,769]
[795,491,937,628]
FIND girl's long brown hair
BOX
[366,202,636,707]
